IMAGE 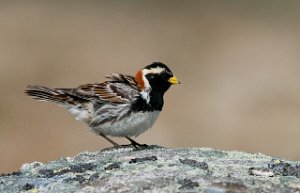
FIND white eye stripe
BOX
[141,70,151,91]
[141,67,164,92]
[142,67,165,75]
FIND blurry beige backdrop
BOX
[1,0,300,173]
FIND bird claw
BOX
[131,142,148,148]
[125,136,148,148]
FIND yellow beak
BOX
[168,76,181,84]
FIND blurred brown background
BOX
[1,0,300,173]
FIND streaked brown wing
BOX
[92,83,129,103]
[73,73,139,104]
[105,73,137,87]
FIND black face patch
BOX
[145,71,171,83]
[145,71,172,93]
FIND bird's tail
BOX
[25,85,72,104]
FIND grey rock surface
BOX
[1,146,300,193]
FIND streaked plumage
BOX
[25,62,180,147]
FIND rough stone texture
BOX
[1,146,300,193]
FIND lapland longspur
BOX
[25,62,180,147]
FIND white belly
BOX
[91,111,160,137]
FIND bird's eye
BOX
[149,74,155,79]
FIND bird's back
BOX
[25,73,141,124]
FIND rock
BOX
[1,146,300,193]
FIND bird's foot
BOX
[131,141,148,148]
[125,136,148,149]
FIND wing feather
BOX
[71,73,139,104]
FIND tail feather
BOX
[25,85,93,123]
[25,85,70,103]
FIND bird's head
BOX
[135,62,180,93]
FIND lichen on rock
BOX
[1,146,300,193]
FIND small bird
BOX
[25,62,180,147]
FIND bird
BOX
[25,62,180,148]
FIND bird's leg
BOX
[125,136,148,148]
[99,133,119,147]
